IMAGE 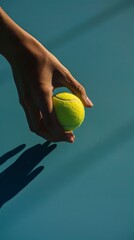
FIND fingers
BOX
[39,89,75,143]
[20,98,52,141]
[20,94,75,143]
[57,67,93,108]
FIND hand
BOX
[0,7,93,142]
[11,36,93,143]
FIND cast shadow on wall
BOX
[0,141,56,208]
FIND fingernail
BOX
[86,97,93,107]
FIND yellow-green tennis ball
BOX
[53,92,85,131]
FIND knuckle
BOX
[19,98,23,107]
[19,99,23,107]
[30,122,42,134]
[76,84,86,94]
[34,126,42,134]
[29,126,35,133]
[32,123,46,137]
[62,67,71,78]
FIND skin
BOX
[0,7,93,143]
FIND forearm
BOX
[0,7,43,65]
[0,7,29,62]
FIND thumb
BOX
[61,69,93,107]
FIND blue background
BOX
[0,0,134,239]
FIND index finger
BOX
[57,67,93,107]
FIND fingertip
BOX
[84,96,93,108]
[65,132,75,143]
[69,136,75,143]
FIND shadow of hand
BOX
[0,141,57,208]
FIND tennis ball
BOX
[53,92,85,131]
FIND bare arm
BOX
[0,7,93,143]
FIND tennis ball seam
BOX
[54,96,81,102]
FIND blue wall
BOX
[0,1,134,239]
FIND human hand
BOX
[11,37,93,143]
[0,7,93,142]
